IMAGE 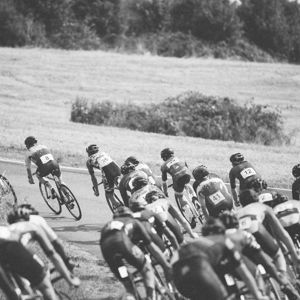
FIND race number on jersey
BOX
[240,168,256,179]
[258,193,273,203]
[40,154,54,164]
[166,157,179,168]
[209,191,225,205]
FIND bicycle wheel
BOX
[60,184,82,220]
[39,182,62,214]
[191,196,205,224]
[105,191,124,214]
[0,175,17,205]
[175,193,195,227]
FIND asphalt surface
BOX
[1,160,110,258]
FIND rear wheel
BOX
[60,184,82,221]
[175,193,196,228]
[105,191,124,214]
[39,182,61,214]
[0,175,17,223]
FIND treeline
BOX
[1,0,300,62]
[71,92,290,146]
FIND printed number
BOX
[258,193,273,203]
[40,154,54,164]
[98,153,113,167]
[118,266,128,279]
[239,217,252,230]
[209,191,225,205]
[166,157,179,168]
[110,221,124,231]
[240,168,256,179]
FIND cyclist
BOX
[124,156,158,186]
[160,148,193,217]
[129,176,198,242]
[193,165,233,220]
[229,153,263,206]
[100,206,172,300]
[219,211,300,300]
[131,201,179,252]
[24,136,60,198]
[86,144,121,208]
[7,204,75,271]
[119,162,155,207]
[0,223,80,300]
[292,164,300,200]
[172,218,268,300]
[237,189,300,275]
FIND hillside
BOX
[0,47,299,187]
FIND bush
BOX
[71,92,290,146]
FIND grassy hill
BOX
[1,47,300,187]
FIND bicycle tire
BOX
[39,182,62,214]
[105,192,124,214]
[175,193,195,226]
[0,174,17,205]
[60,184,82,221]
[191,196,205,225]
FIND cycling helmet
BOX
[202,217,226,236]
[292,164,300,178]
[192,165,209,181]
[113,206,133,218]
[86,144,99,156]
[130,201,147,212]
[219,211,239,229]
[230,153,244,165]
[131,176,148,193]
[121,162,136,175]
[239,189,259,207]
[24,136,37,149]
[160,148,174,161]
[247,178,268,192]
[125,156,139,166]
[7,207,31,224]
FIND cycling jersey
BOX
[229,161,260,191]
[273,200,300,228]
[237,203,280,257]
[86,151,121,191]
[196,176,233,217]
[161,156,191,193]
[25,144,60,177]
[119,170,150,206]
[292,178,300,200]
[100,216,152,280]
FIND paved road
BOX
[1,161,111,258]
[1,160,293,259]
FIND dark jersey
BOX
[229,161,260,190]
[25,144,56,170]
[100,216,151,246]
[161,156,189,182]
[292,178,300,200]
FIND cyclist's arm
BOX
[229,170,238,203]
[292,181,300,200]
[161,166,168,196]
[168,204,197,239]
[25,154,33,181]
[266,208,299,263]
[86,161,99,193]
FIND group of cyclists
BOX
[1,135,300,300]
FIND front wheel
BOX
[0,174,17,205]
[60,184,82,221]
[39,182,62,214]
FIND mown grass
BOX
[0,48,299,189]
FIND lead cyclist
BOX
[24,136,60,198]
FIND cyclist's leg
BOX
[165,214,184,244]
[173,174,190,208]
[102,171,121,208]
[36,272,58,300]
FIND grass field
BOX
[0,47,300,188]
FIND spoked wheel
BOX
[175,194,196,228]
[191,197,205,224]
[105,192,124,214]
[0,174,17,206]
[39,182,62,214]
[60,184,82,221]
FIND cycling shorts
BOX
[100,232,146,281]
[37,160,61,178]
[253,225,279,258]
[173,255,228,300]
[173,174,191,193]
[0,241,46,286]
[102,163,121,192]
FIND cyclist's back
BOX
[292,164,300,200]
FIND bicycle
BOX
[37,172,82,221]
[0,173,17,205]
[97,181,124,214]
[170,183,205,229]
